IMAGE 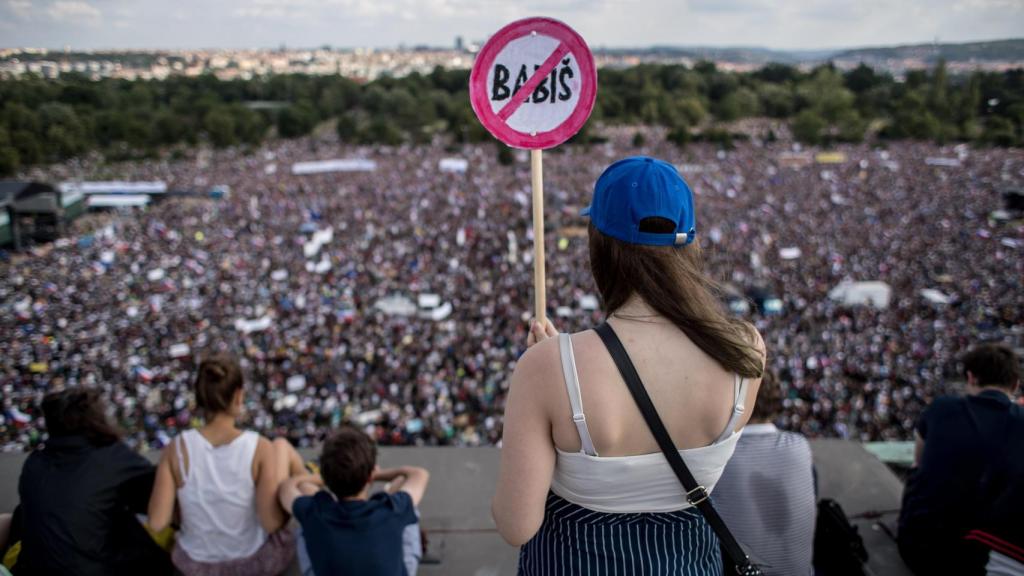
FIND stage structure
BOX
[0,181,83,249]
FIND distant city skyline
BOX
[1,0,1022,52]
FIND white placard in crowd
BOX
[286,375,307,392]
[235,316,273,333]
[439,158,469,173]
[292,159,377,175]
[169,343,191,358]
[779,247,803,260]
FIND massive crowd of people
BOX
[0,131,1020,452]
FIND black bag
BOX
[813,498,869,576]
[595,323,764,576]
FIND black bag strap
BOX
[595,322,757,574]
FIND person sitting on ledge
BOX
[278,425,430,576]
[899,344,1023,575]
[712,370,817,576]
[15,388,173,576]
[492,156,765,575]
[148,354,306,576]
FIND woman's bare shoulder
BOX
[513,334,563,382]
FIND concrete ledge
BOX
[1,441,911,575]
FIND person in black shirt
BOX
[899,344,1023,575]
[14,388,173,576]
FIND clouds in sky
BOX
[0,0,1021,50]
[46,1,101,23]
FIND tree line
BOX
[0,61,1021,176]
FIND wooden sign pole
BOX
[531,148,546,323]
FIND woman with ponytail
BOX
[493,157,766,575]
[148,354,305,576]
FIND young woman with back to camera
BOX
[493,156,766,575]
[148,354,307,576]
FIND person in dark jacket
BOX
[899,344,1023,575]
[14,388,172,576]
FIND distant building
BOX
[455,36,465,52]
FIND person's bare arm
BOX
[147,444,178,532]
[278,474,325,515]
[253,437,289,533]
[372,466,404,488]
[492,338,558,547]
[374,466,430,506]
[0,513,13,552]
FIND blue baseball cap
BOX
[581,156,696,247]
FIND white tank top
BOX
[175,429,267,562]
[549,333,747,513]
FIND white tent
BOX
[374,295,418,317]
[828,281,892,309]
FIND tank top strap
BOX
[714,373,749,444]
[239,430,260,470]
[558,333,598,456]
[176,430,193,482]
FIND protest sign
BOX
[469,17,596,150]
[470,17,596,322]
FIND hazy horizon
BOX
[1,0,1022,52]
[4,37,1023,54]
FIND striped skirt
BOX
[519,493,723,576]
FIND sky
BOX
[1,0,1022,51]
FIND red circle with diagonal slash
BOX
[469,17,597,150]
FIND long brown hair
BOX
[42,388,123,446]
[589,221,764,379]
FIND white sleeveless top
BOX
[550,333,748,513]
[175,429,267,562]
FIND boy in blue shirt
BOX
[279,426,430,576]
